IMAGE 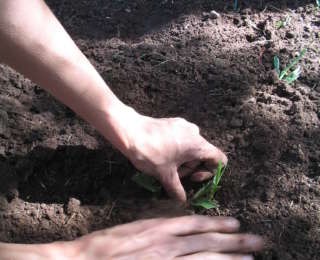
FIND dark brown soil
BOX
[0,0,320,259]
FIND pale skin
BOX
[0,0,263,259]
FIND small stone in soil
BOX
[209,10,220,19]
[225,134,234,142]
[0,195,8,210]
[67,198,81,215]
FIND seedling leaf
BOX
[234,0,238,11]
[191,161,226,209]
[191,199,217,209]
[274,56,280,76]
[284,66,301,84]
[276,15,291,29]
[275,20,283,29]
[192,180,212,202]
[279,48,307,80]
[132,172,161,193]
[210,162,226,199]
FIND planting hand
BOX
[0,216,263,259]
[126,113,228,202]
[0,0,227,202]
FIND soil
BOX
[0,0,319,259]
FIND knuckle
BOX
[190,123,200,133]
[175,117,187,124]
[190,219,208,231]
[207,233,220,242]
[235,235,248,247]
[146,239,176,259]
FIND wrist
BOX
[100,101,144,157]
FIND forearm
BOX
[0,0,137,155]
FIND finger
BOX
[190,171,213,182]
[177,233,264,255]
[178,161,201,178]
[160,216,240,235]
[178,166,193,178]
[176,252,253,260]
[160,169,187,202]
[184,138,228,169]
[184,160,201,169]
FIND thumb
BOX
[160,168,186,202]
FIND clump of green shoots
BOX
[274,48,307,84]
[275,15,291,29]
[234,0,238,11]
[191,161,226,209]
[131,161,226,210]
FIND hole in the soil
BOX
[15,146,141,205]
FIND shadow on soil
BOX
[46,0,316,41]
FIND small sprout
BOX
[234,0,238,11]
[273,48,307,84]
[191,161,226,210]
[284,66,301,84]
[275,15,291,29]
[131,161,226,210]
[131,172,161,193]
[191,199,217,209]
[274,56,280,76]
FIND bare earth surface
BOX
[0,1,319,259]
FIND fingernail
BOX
[242,256,253,260]
[248,236,264,248]
[226,218,240,228]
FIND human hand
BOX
[52,216,263,260]
[125,113,228,202]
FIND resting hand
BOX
[53,216,263,260]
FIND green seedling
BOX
[131,161,226,210]
[317,0,320,8]
[234,0,238,11]
[274,48,307,84]
[191,161,226,209]
[131,172,161,193]
[275,15,291,29]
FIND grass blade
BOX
[275,20,284,29]
[192,180,212,201]
[284,66,301,84]
[276,15,291,29]
[191,199,217,209]
[279,48,307,80]
[191,161,226,207]
[274,56,281,76]
[210,162,226,199]
[234,0,238,11]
